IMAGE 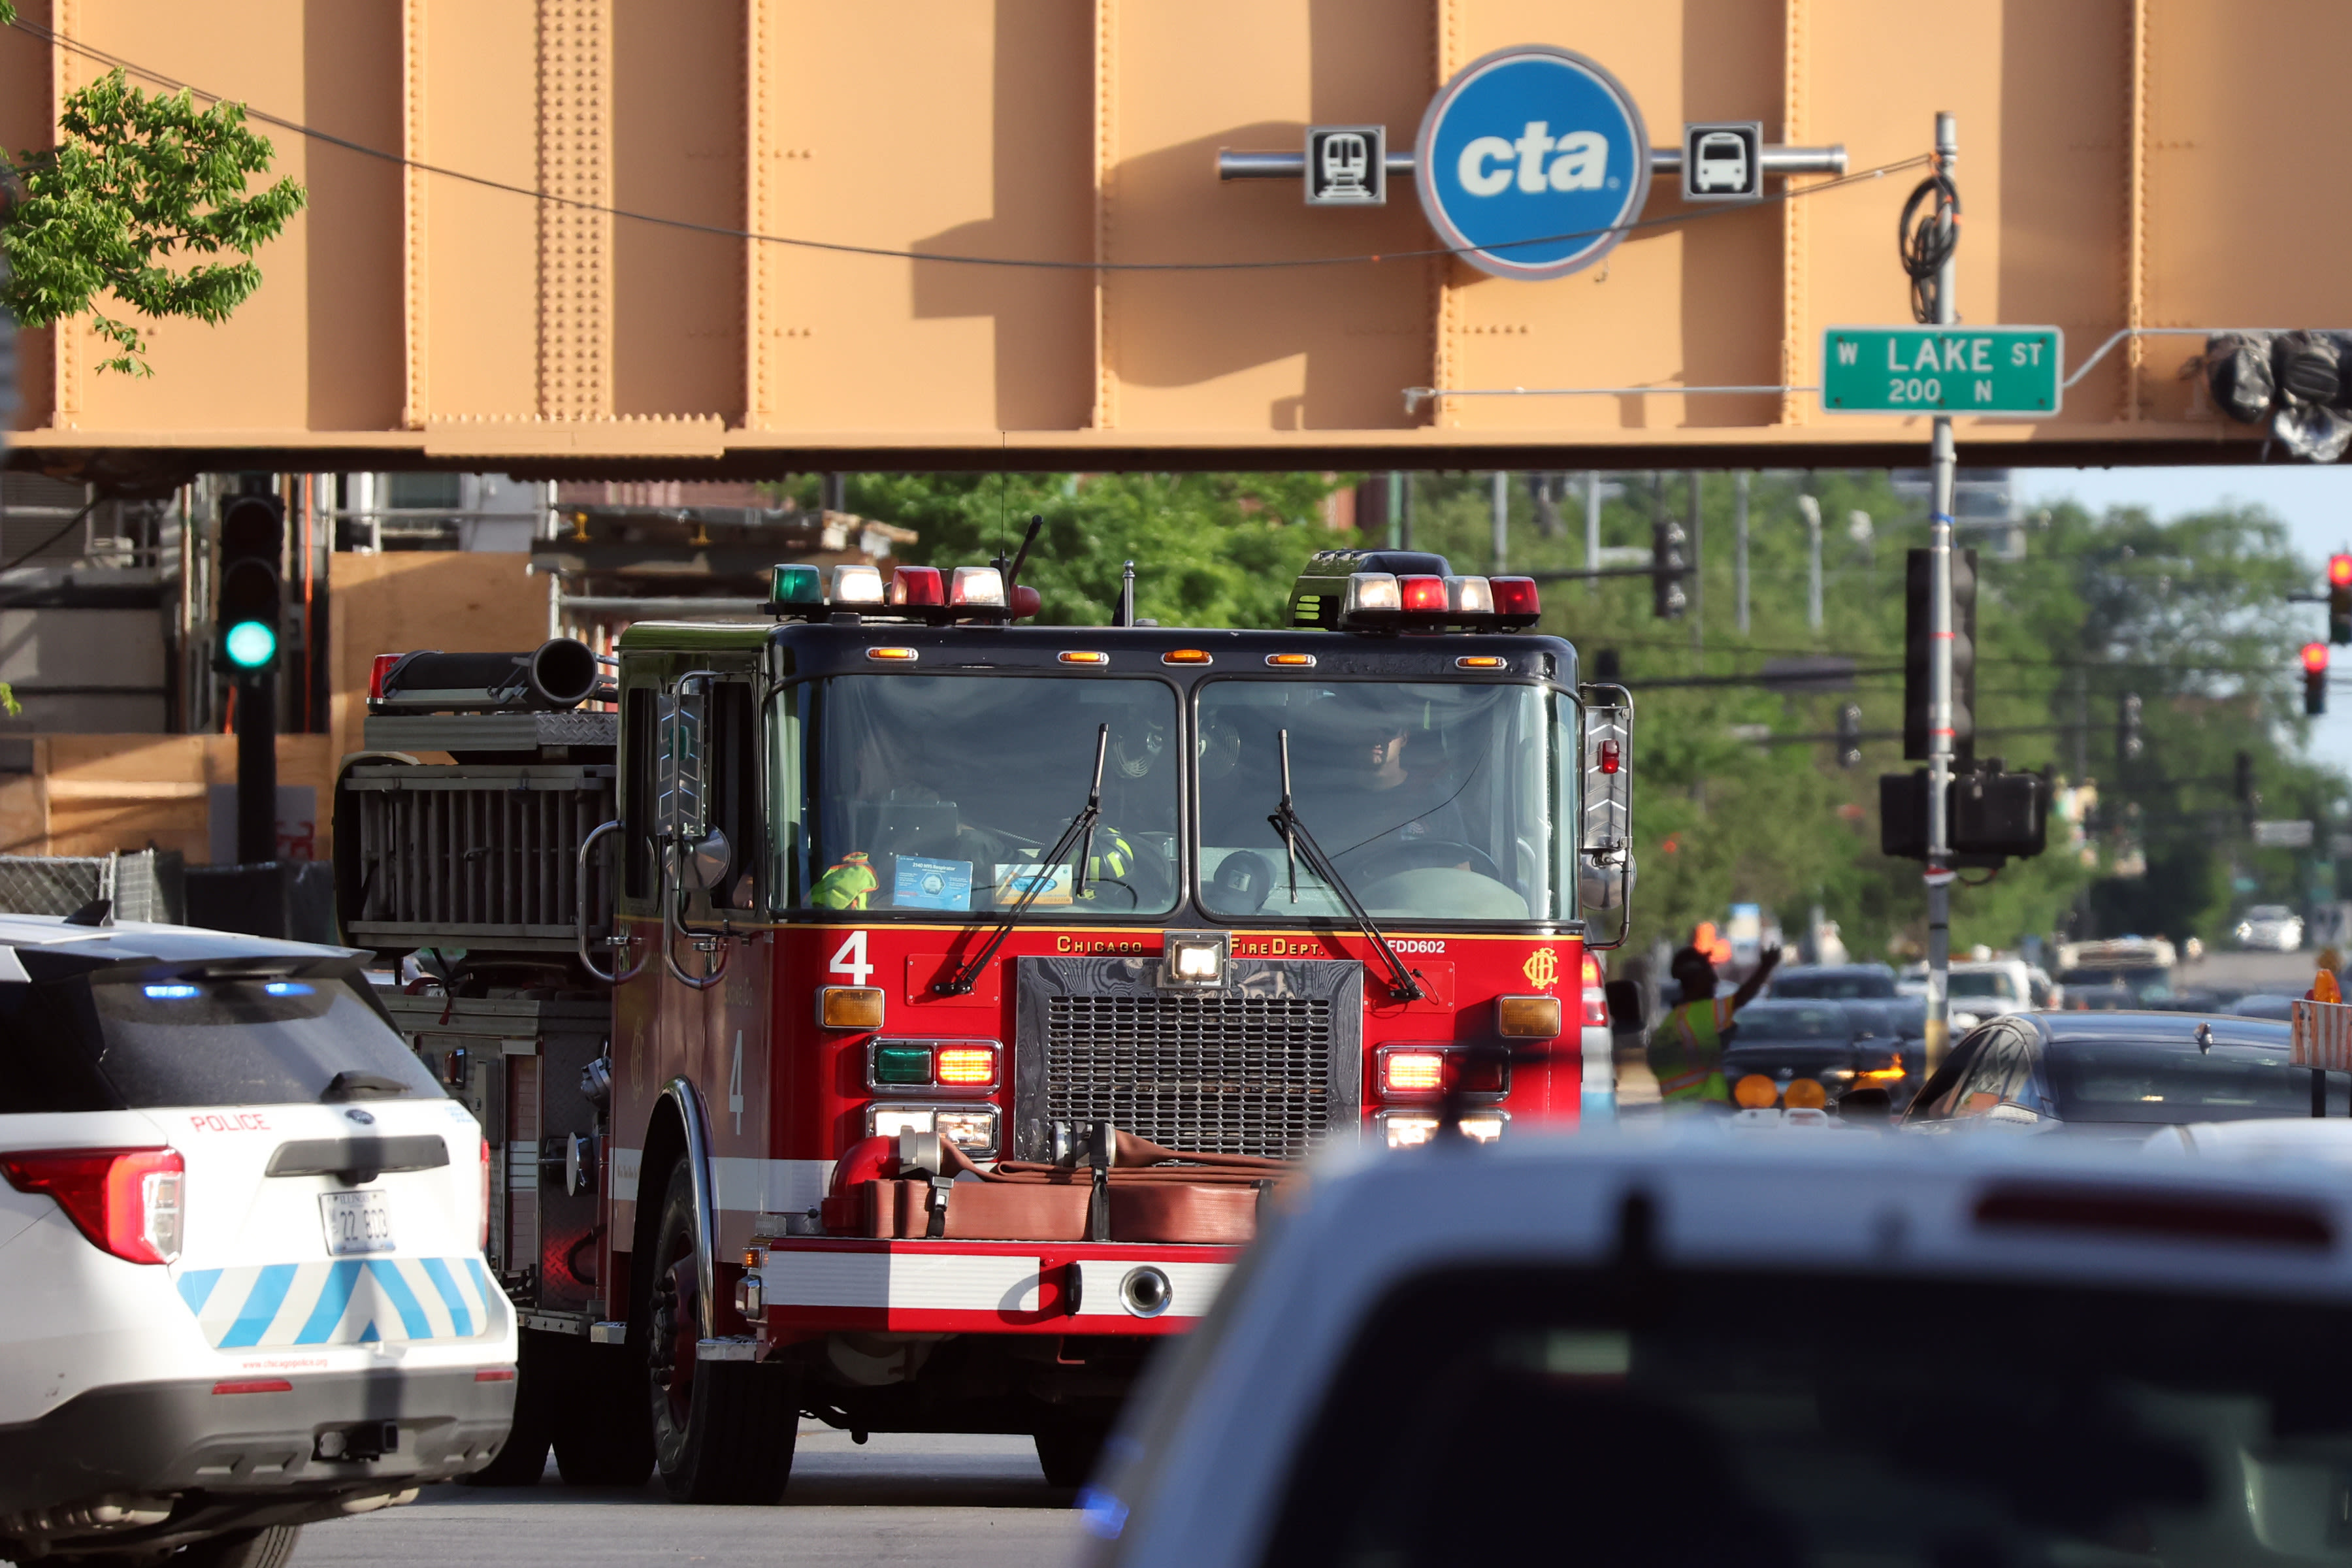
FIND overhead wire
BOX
[3,16,1927,276]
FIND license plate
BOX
[321,1190,395,1256]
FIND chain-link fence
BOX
[0,851,187,924]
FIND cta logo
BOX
[1414,45,1648,280]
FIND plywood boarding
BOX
[0,1,2334,466]
[326,551,553,768]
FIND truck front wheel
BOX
[644,1160,798,1504]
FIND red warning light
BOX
[2304,642,2331,674]
[2330,555,2352,589]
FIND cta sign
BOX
[1413,45,1648,280]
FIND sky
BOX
[2012,465,2352,773]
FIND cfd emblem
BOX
[1522,949,1560,988]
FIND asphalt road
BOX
[291,1426,1086,1568]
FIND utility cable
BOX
[5,17,1925,276]
[1898,158,1959,323]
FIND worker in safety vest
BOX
[1647,943,1782,1109]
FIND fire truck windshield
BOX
[1198,680,1576,925]
[785,674,1182,917]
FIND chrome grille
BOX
[1042,993,1335,1159]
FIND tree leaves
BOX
[1,68,304,375]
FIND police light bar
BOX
[1333,569,1541,633]
[889,566,945,607]
[831,564,887,604]
[949,566,1006,607]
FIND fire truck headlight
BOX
[1496,996,1562,1037]
[868,1105,936,1141]
[932,1107,1000,1155]
[820,986,885,1030]
[1380,1113,1440,1149]
[1458,1115,1505,1144]
[1160,932,1229,988]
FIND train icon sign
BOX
[1413,44,1649,280]
[1306,125,1386,206]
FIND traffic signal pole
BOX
[1924,111,1959,1073]
[235,668,276,864]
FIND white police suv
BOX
[0,914,515,1565]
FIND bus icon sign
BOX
[1682,122,1761,203]
[1307,125,1386,206]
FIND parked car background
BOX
[1901,1011,2347,1139]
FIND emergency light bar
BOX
[1335,571,1541,633]
[1289,548,1539,633]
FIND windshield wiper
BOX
[322,1070,412,1102]
[1269,728,1425,1003]
[934,723,1109,996]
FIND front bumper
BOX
[0,1363,515,1518]
[751,1238,1241,1338]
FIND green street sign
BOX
[1820,325,2063,416]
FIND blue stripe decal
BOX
[466,1256,493,1301]
[176,1269,222,1315]
[218,1264,297,1349]
[294,1261,365,1345]
[366,1260,433,1339]
[419,1257,472,1338]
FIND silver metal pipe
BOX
[1224,144,1845,182]
[1925,110,1959,1075]
[1584,472,1602,600]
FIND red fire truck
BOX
[333,546,1634,1502]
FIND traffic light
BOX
[216,494,285,676]
[2330,553,2352,644]
[2305,641,2330,717]
[1650,517,1686,619]
[1903,546,1978,763]
[2117,693,2144,765]
[1835,702,1862,768]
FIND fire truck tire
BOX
[552,1348,656,1486]
[1034,1419,1111,1490]
[646,1161,800,1504]
[457,1331,557,1486]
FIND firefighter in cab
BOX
[1648,936,1782,1109]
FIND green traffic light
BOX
[223,620,277,669]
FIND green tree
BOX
[802,471,1349,630]
[1,63,305,375]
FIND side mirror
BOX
[1578,685,1635,948]
[681,828,733,892]
[1604,979,1647,1036]
[1986,1101,2042,1128]
[659,679,712,851]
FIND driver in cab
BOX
[1295,701,1469,875]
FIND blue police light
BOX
[1413,46,1648,281]
[223,620,278,670]
[262,981,313,996]
[144,984,203,1000]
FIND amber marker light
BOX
[1161,649,1213,665]
[1265,653,1317,667]
[1057,651,1109,665]
[1382,1049,1448,1096]
[819,986,885,1030]
[1782,1077,1829,1109]
[1496,995,1561,1037]
[1456,655,1506,670]
[865,647,919,663]
[935,1046,998,1086]
[1733,1074,1779,1109]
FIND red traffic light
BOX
[2304,642,2331,674]
[2331,555,2352,589]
